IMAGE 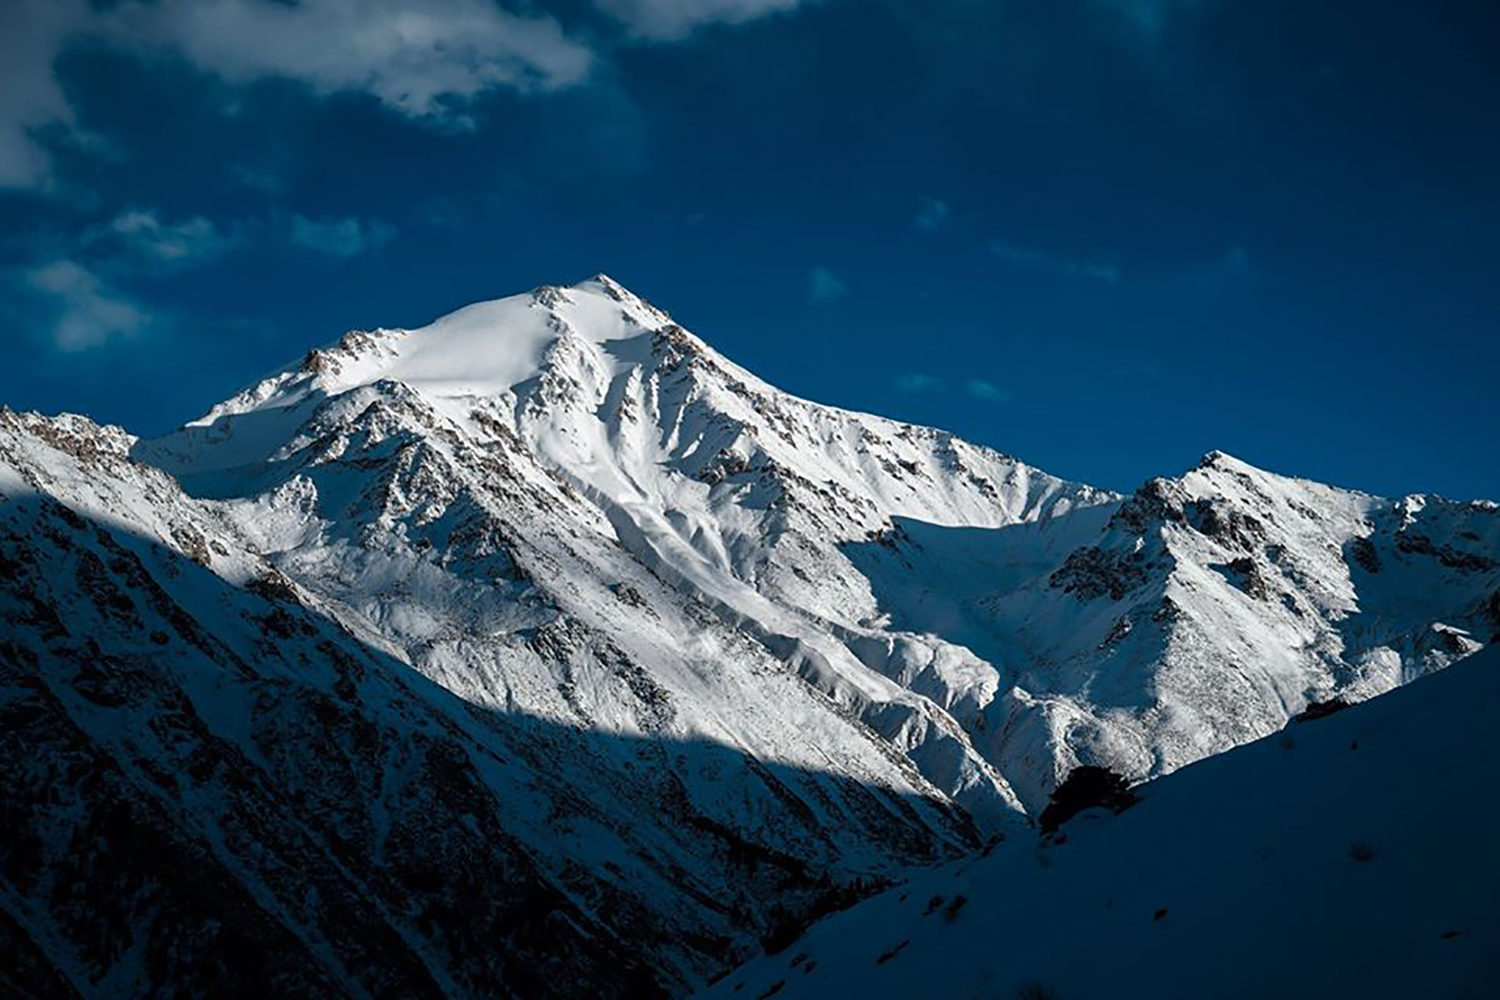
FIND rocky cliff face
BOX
[2,276,1495,996]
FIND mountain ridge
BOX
[2,274,1497,996]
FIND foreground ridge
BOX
[705,644,1500,999]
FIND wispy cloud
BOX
[897,372,1009,403]
[102,210,241,266]
[289,215,396,257]
[965,378,1011,403]
[807,265,847,304]
[990,239,1121,283]
[895,373,946,392]
[12,205,396,353]
[598,0,803,41]
[915,196,950,231]
[25,260,147,352]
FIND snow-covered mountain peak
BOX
[1194,447,1257,471]
[3,275,1498,996]
[121,278,1497,816]
[208,278,668,416]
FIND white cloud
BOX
[991,239,1121,283]
[118,0,594,120]
[915,197,949,231]
[289,214,397,257]
[965,378,1011,403]
[25,260,147,351]
[597,0,802,41]
[807,265,847,303]
[105,210,241,264]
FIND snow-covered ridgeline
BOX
[2,274,1496,996]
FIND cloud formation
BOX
[990,239,1121,283]
[289,215,397,257]
[807,265,847,303]
[597,0,803,41]
[10,207,396,353]
[0,0,817,191]
[119,0,593,120]
[103,210,241,265]
[25,260,147,351]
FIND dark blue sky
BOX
[2,0,1497,498]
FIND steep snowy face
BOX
[138,275,1120,824]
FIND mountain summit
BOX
[3,276,1497,996]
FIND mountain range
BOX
[3,275,1496,997]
